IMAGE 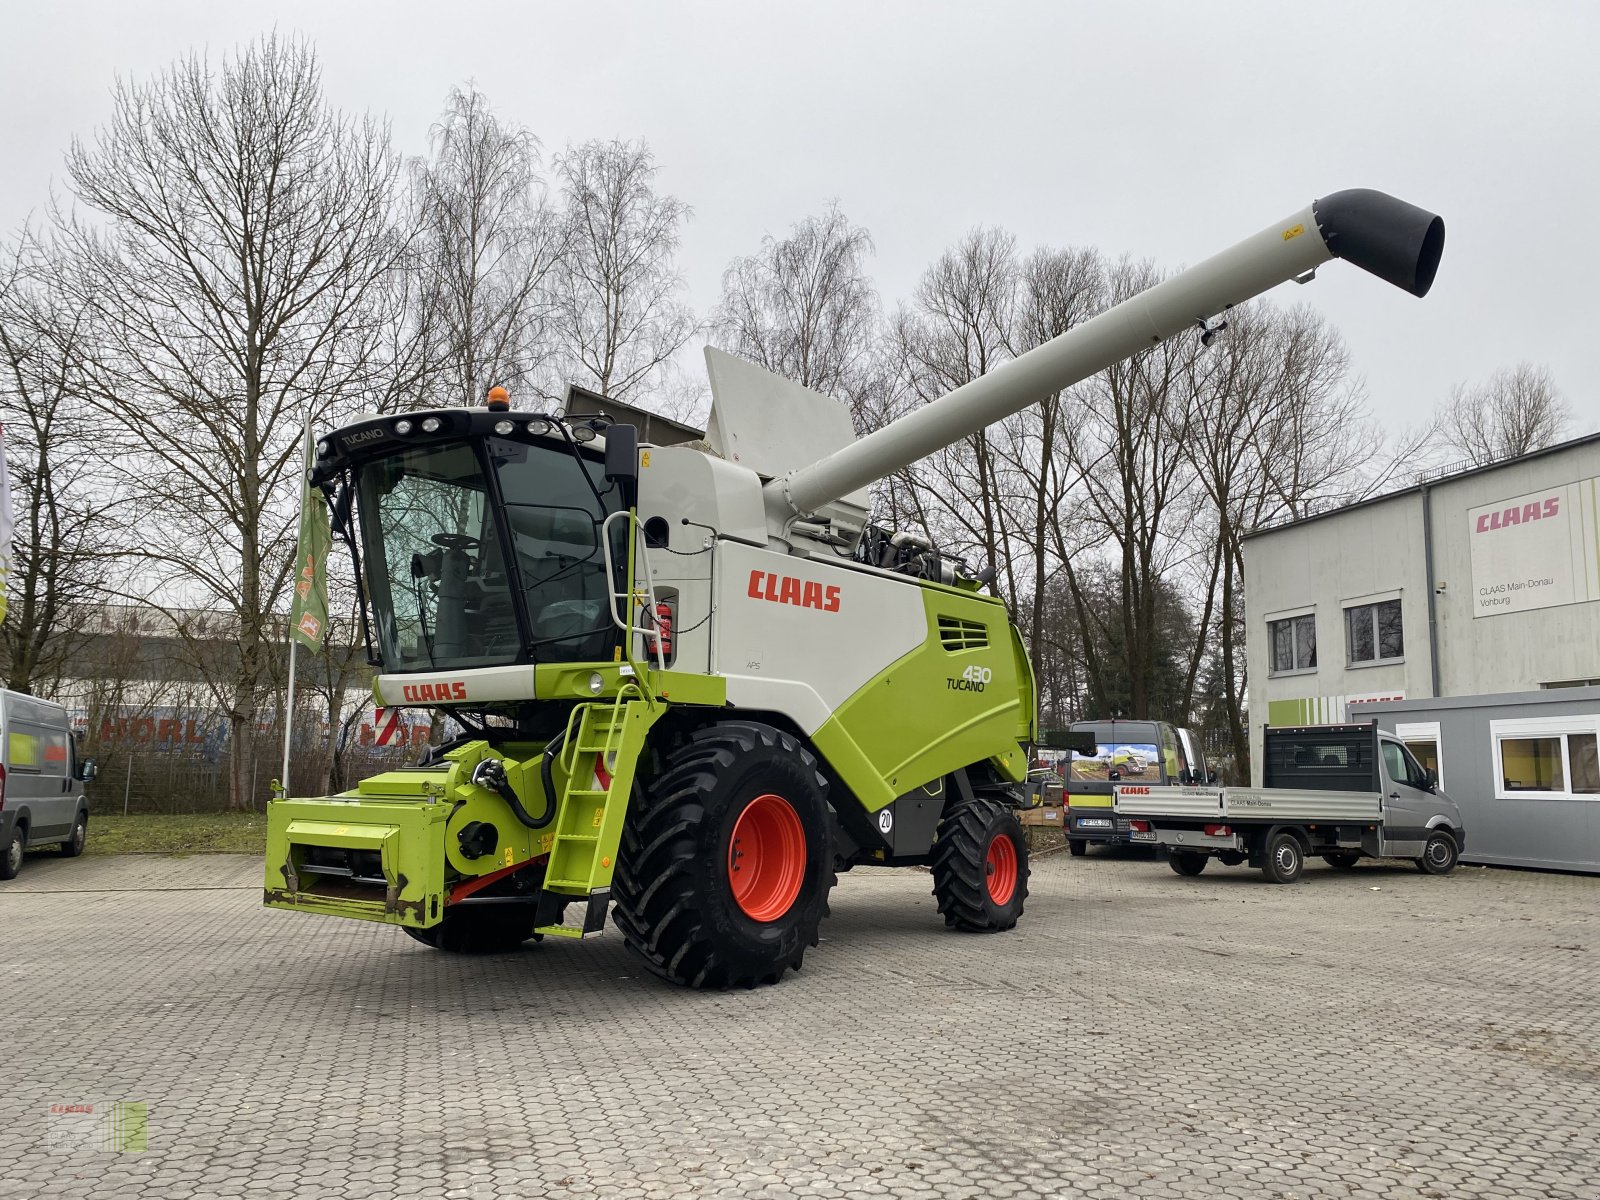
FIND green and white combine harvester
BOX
[264,190,1446,987]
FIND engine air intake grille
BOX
[938,616,989,651]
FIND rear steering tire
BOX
[1169,851,1208,876]
[611,722,835,988]
[931,795,1029,931]
[1416,830,1459,875]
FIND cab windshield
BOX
[355,436,621,671]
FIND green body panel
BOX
[264,694,664,931]
[263,796,450,927]
[815,588,1029,810]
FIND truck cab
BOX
[1064,719,1210,856]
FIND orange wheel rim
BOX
[728,793,806,922]
[986,834,1018,905]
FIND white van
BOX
[0,690,97,880]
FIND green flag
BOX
[289,439,331,654]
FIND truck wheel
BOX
[611,722,835,988]
[1322,852,1361,870]
[0,826,23,880]
[403,905,535,953]
[1169,851,1208,876]
[1416,831,1459,875]
[58,811,88,858]
[1067,838,1087,857]
[931,795,1029,932]
[1262,832,1304,884]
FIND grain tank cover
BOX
[703,347,870,532]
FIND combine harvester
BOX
[264,190,1445,987]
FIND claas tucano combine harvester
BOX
[265,190,1445,987]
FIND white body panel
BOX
[712,541,925,736]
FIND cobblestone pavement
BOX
[2,845,1596,1199]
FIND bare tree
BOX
[891,227,1022,599]
[1181,303,1364,769]
[548,139,696,404]
[411,84,564,407]
[712,202,880,424]
[0,234,123,694]
[57,34,410,808]
[1437,362,1571,466]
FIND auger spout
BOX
[766,188,1444,521]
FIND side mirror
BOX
[604,423,640,495]
[1207,769,1219,785]
[78,758,99,783]
[1426,768,1438,791]
[1108,769,1121,782]
[1177,768,1193,786]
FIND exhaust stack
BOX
[766,188,1444,522]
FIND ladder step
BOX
[554,834,599,844]
[535,925,584,939]
[565,789,608,798]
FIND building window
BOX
[1269,614,1316,674]
[1345,599,1403,666]
[1491,717,1600,800]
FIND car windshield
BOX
[356,436,621,671]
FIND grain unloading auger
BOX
[264,189,1444,987]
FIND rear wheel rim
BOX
[986,834,1018,905]
[728,793,806,922]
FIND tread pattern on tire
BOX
[611,722,835,989]
[930,793,1028,932]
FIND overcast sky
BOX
[3,1,1595,434]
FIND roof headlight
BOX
[571,425,597,444]
[493,419,515,436]
[420,417,442,434]
[393,418,413,435]
[526,418,552,436]
[316,439,331,457]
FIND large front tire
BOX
[931,795,1029,932]
[611,722,835,988]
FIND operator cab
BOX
[312,408,630,673]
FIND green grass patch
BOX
[86,812,267,857]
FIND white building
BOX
[1241,431,1600,786]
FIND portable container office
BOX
[1364,687,1600,873]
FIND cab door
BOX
[1378,736,1434,856]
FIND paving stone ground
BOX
[1,844,1596,1199]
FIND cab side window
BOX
[1382,740,1430,790]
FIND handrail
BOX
[600,509,667,674]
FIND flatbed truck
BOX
[1111,722,1466,883]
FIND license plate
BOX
[1077,818,1112,829]
[1129,830,1156,842]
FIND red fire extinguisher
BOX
[644,600,674,664]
